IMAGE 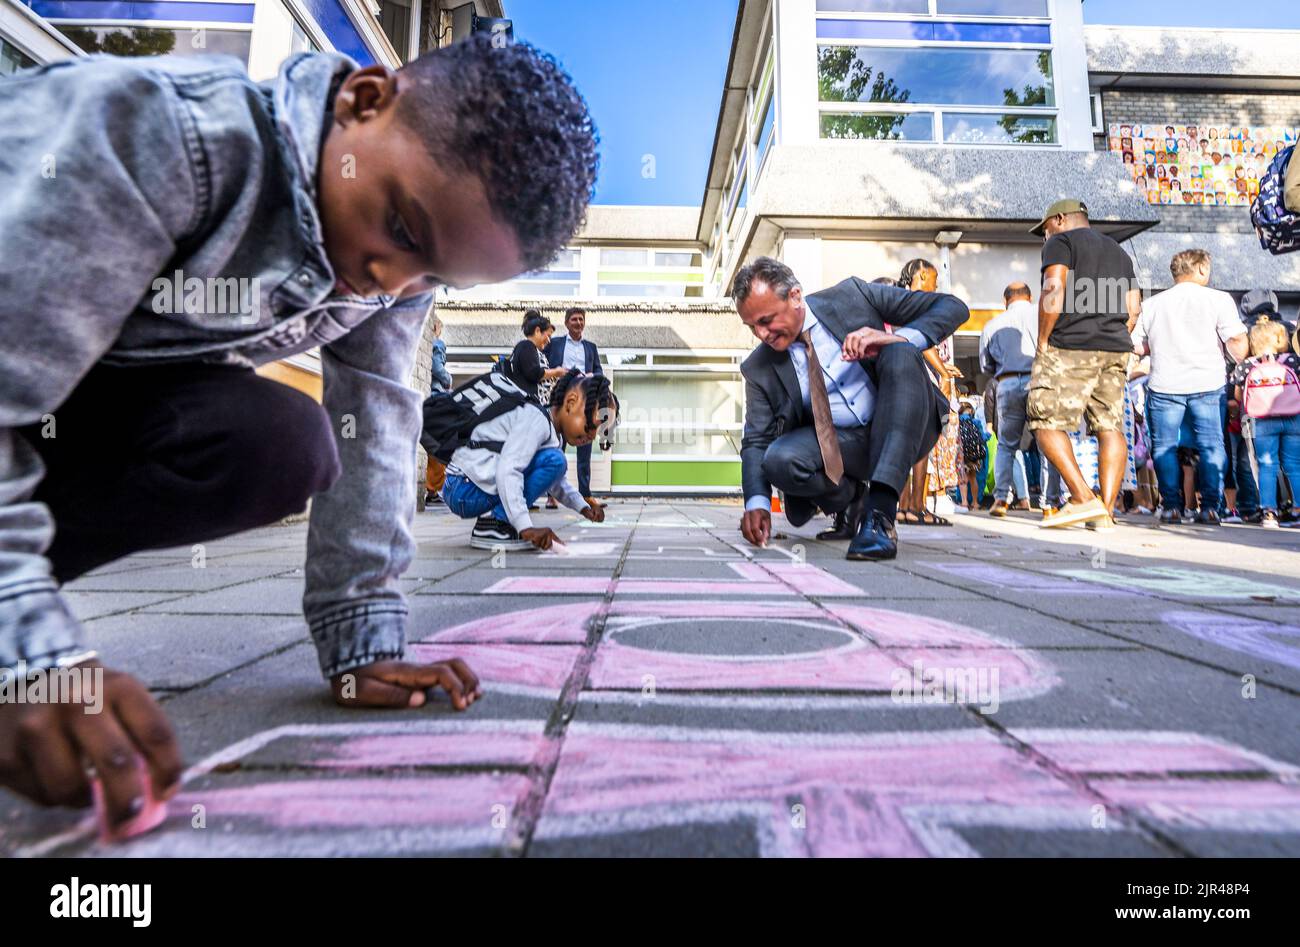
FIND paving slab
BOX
[6,498,1300,858]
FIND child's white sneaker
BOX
[471,516,532,550]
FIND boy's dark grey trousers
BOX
[21,363,342,582]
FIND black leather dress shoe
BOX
[846,510,899,561]
[817,486,867,541]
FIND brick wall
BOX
[1092,88,1300,234]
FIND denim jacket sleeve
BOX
[303,297,430,678]
[0,58,198,672]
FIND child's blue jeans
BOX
[1252,414,1300,511]
[443,448,569,524]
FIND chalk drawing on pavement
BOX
[1160,611,1300,672]
[1054,566,1300,601]
[411,599,1056,708]
[28,723,1300,857]
[483,560,864,597]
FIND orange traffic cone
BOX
[771,494,783,514]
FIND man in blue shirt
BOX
[979,282,1042,516]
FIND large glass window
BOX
[821,111,934,141]
[818,0,1047,12]
[1,36,36,75]
[944,112,1055,144]
[600,249,649,266]
[378,0,411,61]
[612,370,744,459]
[817,0,929,12]
[56,25,251,63]
[937,0,1048,15]
[818,47,1053,108]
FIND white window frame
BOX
[1088,91,1104,134]
[813,1,1060,148]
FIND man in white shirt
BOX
[1131,248,1249,525]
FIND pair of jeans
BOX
[1023,446,1062,507]
[1228,430,1260,514]
[1147,388,1227,513]
[1251,414,1300,510]
[993,375,1031,502]
[443,448,569,525]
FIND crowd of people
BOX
[967,225,1300,529]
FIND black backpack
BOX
[958,415,986,467]
[421,371,549,464]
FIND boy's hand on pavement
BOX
[521,527,560,550]
[0,661,182,830]
[581,504,605,523]
[331,659,482,711]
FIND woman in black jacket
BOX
[501,310,568,404]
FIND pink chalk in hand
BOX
[92,756,168,844]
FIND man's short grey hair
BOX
[1004,282,1032,304]
[1170,248,1211,279]
[730,256,800,307]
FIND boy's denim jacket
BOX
[0,53,432,679]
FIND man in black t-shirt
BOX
[1026,199,1142,529]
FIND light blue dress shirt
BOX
[746,301,927,512]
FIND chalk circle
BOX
[606,615,856,658]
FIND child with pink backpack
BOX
[1231,316,1300,527]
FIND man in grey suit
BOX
[734,257,969,561]
[544,307,603,503]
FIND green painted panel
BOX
[613,460,741,488]
[611,461,648,486]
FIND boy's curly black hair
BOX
[397,34,600,273]
[549,369,620,450]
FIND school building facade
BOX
[3,0,505,78]
[444,0,1300,497]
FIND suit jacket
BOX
[545,336,603,376]
[740,277,969,502]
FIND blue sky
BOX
[506,0,1300,206]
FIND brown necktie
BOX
[799,330,844,486]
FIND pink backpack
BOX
[1243,356,1300,419]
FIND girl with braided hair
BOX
[443,369,620,550]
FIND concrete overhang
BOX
[1087,25,1300,93]
[577,205,705,247]
[437,299,751,350]
[720,142,1159,279]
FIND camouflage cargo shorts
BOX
[1026,345,1130,433]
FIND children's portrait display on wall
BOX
[1109,122,1298,207]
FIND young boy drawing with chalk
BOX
[436,369,619,550]
[0,36,598,836]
